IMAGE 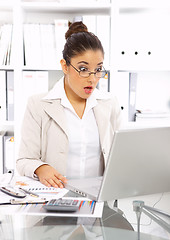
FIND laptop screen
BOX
[98,126,170,201]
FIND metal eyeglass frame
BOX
[69,63,107,78]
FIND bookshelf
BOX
[0,0,112,173]
[0,0,170,173]
[110,0,170,126]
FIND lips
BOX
[84,86,93,94]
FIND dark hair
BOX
[62,21,104,65]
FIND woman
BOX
[16,21,122,188]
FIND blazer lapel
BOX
[42,99,68,136]
[93,102,110,148]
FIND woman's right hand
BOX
[34,165,67,188]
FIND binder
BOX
[97,72,110,92]
[35,71,49,93]
[0,24,13,66]
[0,70,7,122]
[0,131,6,174]
[22,71,49,117]
[24,24,42,67]
[110,71,129,124]
[129,73,137,121]
[96,15,110,68]
[54,19,68,64]
[83,15,97,35]
[40,24,57,67]
[6,71,14,121]
[3,135,14,173]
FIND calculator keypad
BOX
[43,198,81,212]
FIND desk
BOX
[39,201,133,230]
[0,190,134,240]
[0,174,169,239]
[0,191,169,240]
[0,213,167,240]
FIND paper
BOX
[0,186,47,205]
[10,197,104,218]
[0,175,68,204]
[15,176,69,200]
[0,175,104,218]
[0,190,11,204]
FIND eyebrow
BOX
[77,61,103,65]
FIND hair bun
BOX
[65,21,88,40]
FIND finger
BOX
[54,173,68,184]
[40,178,52,188]
[47,177,65,189]
[53,177,65,188]
[47,178,62,188]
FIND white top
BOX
[43,77,113,178]
[61,86,102,179]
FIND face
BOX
[60,50,104,102]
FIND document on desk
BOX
[0,190,46,205]
[0,175,68,205]
[15,176,69,200]
[0,175,104,218]
[13,197,104,218]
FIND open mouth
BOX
[84,86,93,94]
[84,86,93,90]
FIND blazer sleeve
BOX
[16,95,48,178]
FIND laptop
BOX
[65,127,170,201]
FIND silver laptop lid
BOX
[98,127,170,201]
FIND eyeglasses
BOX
[69,63,107,78]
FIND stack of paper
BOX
[135,111,170,123]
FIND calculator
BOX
[43,198,81,212]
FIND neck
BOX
[64,81,86,119]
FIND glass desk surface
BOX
[0,216,168,240]
[0,201,168,240]
[0,191,169,240]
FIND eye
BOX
[79,66,88,72]
[96,66,103,72]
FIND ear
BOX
[60,59,68,74]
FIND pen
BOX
[19,187,39,198]
[10,198,47,205]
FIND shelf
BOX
[0,7,13,25]
[0,120,14,125]
[21,2,111,14]
[22,65,62,71]
[22,65,111,72]
[0,121,14,132]
[0,2,14,11]
[0,66,14,71]
[118,0,170,9]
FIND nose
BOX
[87,73,96,83]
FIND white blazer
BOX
[16,78,122,178]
